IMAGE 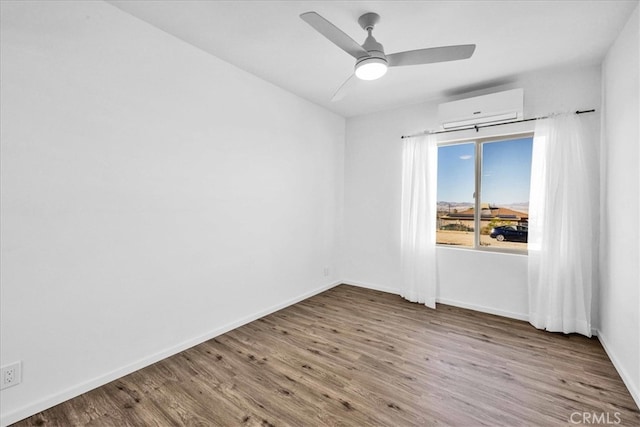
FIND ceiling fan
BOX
[300,11,476,101]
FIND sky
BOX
[437,137,533,205]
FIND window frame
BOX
[436,130,535,255]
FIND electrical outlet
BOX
[1,361,22,390]
[323,267,330,277]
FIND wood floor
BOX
[14,285,640,426]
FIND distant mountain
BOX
[437,202,473,213]
[437,201,529,213]
[437,201,474,206]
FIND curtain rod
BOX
[400,109,596,139]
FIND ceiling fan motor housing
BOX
[361,33,385,57]
[356,30,388,78]
[356,50,387,67]
[354,45,388,80]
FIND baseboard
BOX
[342,280,530,322]
[435,297,529,322]
[596,329,640,410]
[0,280,341,427]
[341,279,401,295]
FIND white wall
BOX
[0,1,344,425]
[600,4,640,408]
[343,65,601,320]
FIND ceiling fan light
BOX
[355,57,388,80]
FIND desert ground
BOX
[436,230,527,251]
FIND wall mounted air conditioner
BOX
[438,88,524,130]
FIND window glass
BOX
[480,137,532,249]
[436,142,475,247]
[436,135,533,252]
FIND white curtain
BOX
[528,113,598,337]
[400,134,438,308]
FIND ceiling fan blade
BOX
[300,12,370,59]
[331,74,358,102]
[387,44,476,67]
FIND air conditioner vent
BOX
[438,89,524,130]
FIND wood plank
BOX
[13,285,640,426]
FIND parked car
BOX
[490,225,528,243]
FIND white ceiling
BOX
[108,0,638,118]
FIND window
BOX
[436,134,533,252]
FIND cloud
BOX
[459,155,472,160]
